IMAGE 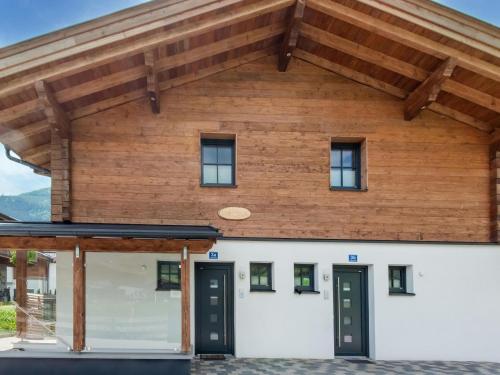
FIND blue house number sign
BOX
[209,251,218,260]
[348,254,358,262]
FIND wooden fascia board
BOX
[0,0,293,98]
[356,0,500,58]
[0,236,216,253]
[144,49,160,114]
[307,0,500,82]
[0,0,240,76]
[278,0,306,72]
[404,57,457,121]
[0,0,186,60]
[300,24,499,113]
[387,0,500,47]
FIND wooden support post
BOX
[73,246,85,352]
[15,251,27,338]
[144,50,160,114]
[404,57,457,121]
[35,80,72,222]
[278,0,306,72]
[490,132,500,242]
[181,246,191,353]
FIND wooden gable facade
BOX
[0,0,499,242]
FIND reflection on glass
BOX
[331,169,341,187]
[331,150,341,167]
[203,146,217,164]
[344,335,353,343]
[210,279,218,289]
[217,165,232,184]
[210,296,218,306]
[342,150,353,167]
[217,147,232,164]
[210,332,219,341]
[203,165,217,184]
[210,314,218,323]
[344,316,352,325]
[343,298,351,308]
[343,282,351,292]
[342,170,356,187]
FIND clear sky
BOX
[0,0,498,195]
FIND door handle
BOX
[337,276,341,348]
[223,274,227,346]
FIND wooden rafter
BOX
[356,0,500,58]
[35,80,72,222]
[490,136,500,242]
[295,50,493,132]
[300,25,500,113]
[144,49,160,114]
[404,57,457,121]
[307,0,500,82]
[278,0,306,72]
[0,0,293,99]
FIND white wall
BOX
[190,240,500,362]
[56,252,182,352]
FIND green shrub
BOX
[0,305,16,332]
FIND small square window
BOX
[331,143,361,189]
[250,263,272,291]
[201,139,235,186]
[294,264,315,292]
[389,266,406,293]
[157,261,181,290]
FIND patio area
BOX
[191,357,500,374]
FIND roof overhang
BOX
[0,0,498,171]
[0,222,221,253]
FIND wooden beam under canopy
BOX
[404,57,457,121]
[278,0,306,72]
[181,247,191,353]
[0,236,216,254]
[35,80,72,222]
[491,134,500,242]
[73,248,85,352]
[15,251,27,339]
[144,50,160,114]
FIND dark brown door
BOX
[195,263,234,355]
[333,266,368,356]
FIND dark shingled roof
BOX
[0,222,221,240]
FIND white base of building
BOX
[56,240,500,362]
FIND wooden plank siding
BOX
[69,56,491,242]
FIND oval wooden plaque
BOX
[218,207,251,221]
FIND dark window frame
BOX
[157,261,181,291]
[201,138,236,187]
[249,262,273,291]
[330,143,361,190]
[294,263,315,292]
[388,266,406,293]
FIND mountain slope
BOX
[0,188,50,221]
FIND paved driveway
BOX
[191,358,500,374]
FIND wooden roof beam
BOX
[144,50,160,114]
[300,24,499,113]
[0,120,49,144]
[404,57,457,121]
[35,80,69,137]
[307,0,500,82]
[295,50,492,132]
[0,0,293,99]
[278,0,306,72]
[356,0,500,58]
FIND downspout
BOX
[4,146,51,177]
